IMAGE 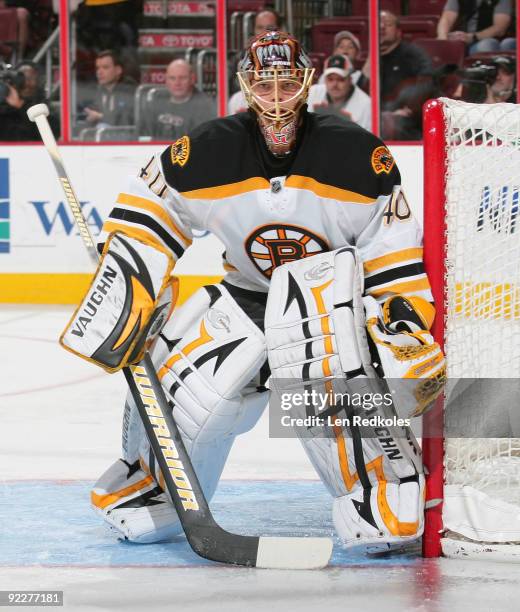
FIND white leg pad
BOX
[157,284,267,448]
[333,476,425,552]
[91,459,182,544]
[265,249,424,552]
[98,284,268,542]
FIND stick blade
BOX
[256,537,333,569]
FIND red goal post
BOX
[422,99,447,558]
[421,98,520,561]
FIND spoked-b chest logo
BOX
[245,224,328,278]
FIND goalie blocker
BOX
[265,247,445,552]
[61,233,177,372]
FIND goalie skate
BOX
[91,458,182,543]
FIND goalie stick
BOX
[27,103,333,569]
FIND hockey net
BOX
[423,98,520,561]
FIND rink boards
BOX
[0,144,422,303]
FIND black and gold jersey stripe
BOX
[107,208,186,259]
[364,262,426,292]
[160,111,401,201]
[101,182,192,262]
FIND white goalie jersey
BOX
[82,109,437,551]
[99,111,432,305]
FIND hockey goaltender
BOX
[60,29,445,554]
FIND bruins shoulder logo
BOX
[371,146,395,175]
[170,135,190,167]
[245,224,329,279]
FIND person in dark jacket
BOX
[84,50,136,127]
[0,83,40,141]
[379,11,433,108]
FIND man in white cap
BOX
[308,54,371,131]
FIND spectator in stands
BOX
[0,80,40,141]
[15,59,60,134]
[452,62,495,102]
[16,60,45,104]
[0,0,29,59]
[228,10,283,114]
[253,8,282,36]
[486,55,516,102]
[76,0,140,83]
[83,50,136,128]
[144,59,216,140]
[308,54,371,131]
[76,0,138,52]
[317,30,367,90]
[455,55,518,103]
[377,11,433,108]
[333,30,361,62]
[437,0,515,55]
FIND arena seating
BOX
[311,14,437,55]
[407,0,446,16]
[0,8,19,63]
[413,38,466,68]
[311,18,368,54]
[350,0,402,15]
[398,16,437,42]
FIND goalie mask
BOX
[237,30,315,156]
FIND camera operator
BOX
[0,66,41,141]
[16,60,47,105]
[453,57,516,104]
[453,62,497,103]
[16,60,61,135]
[486,56,516,103]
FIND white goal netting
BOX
[439,99,520,557]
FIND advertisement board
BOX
[0,144,422,302]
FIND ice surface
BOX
[1,306,519,612]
